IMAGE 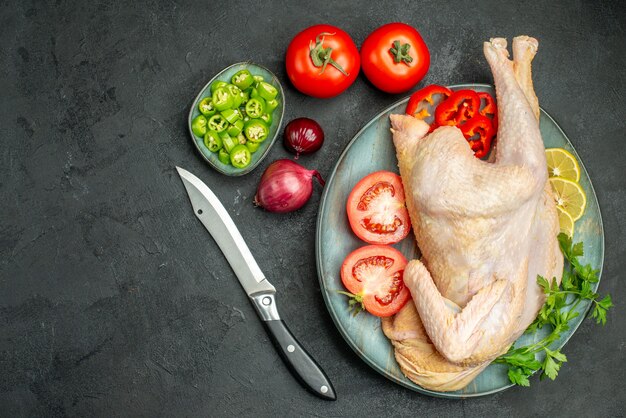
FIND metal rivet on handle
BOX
[262,297,271,306]
[320,385,328,394]
[287,344,295,353]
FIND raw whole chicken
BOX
[382,36,563,390]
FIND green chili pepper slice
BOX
[236,132,247,145]
[229,144,252,168]
[221,132,238,153]
[259,113,273,125]
[244,120,269,143]
[253,75,264,86]
[240,91,250,105]
[226,119,244,136]
[247,87,259,99]
[265,98,279,114]
[204,130,222,152]
[191,115,207,137]
[218,149,230,165]
[227,84,243,108]
[220,108,241,124]
[256,81,278,101]
[198,98,216,116]
[246,141,260,153]
[208,114,228,133]
[212,86,234,111]
[210,80,228,95]
[231,69,254,90]
[245,97,266,118]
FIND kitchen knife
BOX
[176,166,336,401]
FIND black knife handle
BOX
[262,319,336,401]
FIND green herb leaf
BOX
[537,275,551,294]
[497,237,612,387]
[508,367,531,386]
[592,294,613,325]
[541,354,559,380]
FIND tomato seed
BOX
[374,271,404,305]
[356,181,395,211]
[352,255,394,281]
[361,215,402,233]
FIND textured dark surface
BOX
[1,1,625,417]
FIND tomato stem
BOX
[309,32,349,76]
[389,40,413,66]
[336,290,364,316]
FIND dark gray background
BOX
[1,0,625,416]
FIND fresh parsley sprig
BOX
[495,233,612,386]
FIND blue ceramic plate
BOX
[187,62,285,176]
[315,84,604,398]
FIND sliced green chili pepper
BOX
[265,98,279,113]
[227,119,244,136]
[191,115,207,137]
[198,98,216,116]
[244,120,269,143]
[227,85,243,108]
[208,114,228,133]
[221,132,237,153]
[218,149,230,165]
[204,130,222,152]
[253,75,264,86]
[210,80,228,94]
[231,69,254,90]
[236,132,247,145]
[259,113,273,125]
[256,81,278,101]
[245,97,266,118]
[247,87,259,99]
[229,144,252,168]
[246,141,260,153]
[237,92,246,108]
[212,86,234,111]
[240,91,250,105]
[220,108,241,124]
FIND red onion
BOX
[254,159,325,213]
[283,117,325,158]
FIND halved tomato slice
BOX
[346,171,411,245]
[340,245,410,317]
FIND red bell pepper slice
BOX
[459,114,495,159]
[478,91,498,131]
[405,85,452,120]
[477,92,496,116]
[434,89,480,127]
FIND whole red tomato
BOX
[286,24,360,98]
[361,23,430,94]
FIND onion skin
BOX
[283,118,325,158]
[254,159,325,213]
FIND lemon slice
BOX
[545,148,580,182]
[549,177,587,221]
[555,206,575,237]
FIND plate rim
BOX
[314,83,605,398]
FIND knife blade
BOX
[176,166,336,401]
